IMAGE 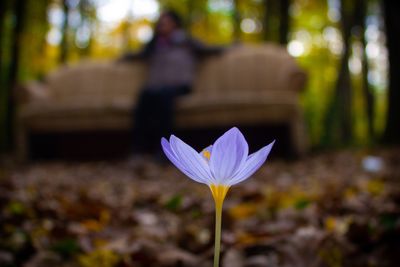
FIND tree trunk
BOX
[263,0,276,41]
[338,0,354,143]
[60,0,69,63]
[382,0,400,144]
[0,0,7,81]
[77,0,96,57]
[279,0,290,45]
[336,44,353,144]
[4,0,26,151]
[233,0,241,41]
[0,0,8,151]
[323,0,354,145]
[355,0,375,139]
[9,0,26,87]
[0,1,6,70]
[264,0,290,44]
[186,0,193,34]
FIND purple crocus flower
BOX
[161,127,274,267]
[161,127,274,189]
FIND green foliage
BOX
[6,201,26,216]
[164,194,183,211]
[294,198,311,210]
[51,238,81,258]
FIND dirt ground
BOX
[1,147,400,267]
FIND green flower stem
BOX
[210,184,229,267]
[213,200,223,267]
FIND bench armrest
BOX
[289,69,307,92]
[15,82,50,104]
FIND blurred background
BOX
[0,0,399,157]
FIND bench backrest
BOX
[44,44,305,104]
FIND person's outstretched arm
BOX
[190,38,227,57]
[117,41,153,62]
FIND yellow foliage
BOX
[324,216,350,234]
[79,209,110,232]
[80,219,102,232]
[236,231,259,245]
[265,185,313,210]
[318,245,343,267]
[324,216,337,232]
[366,179,385,196]
[229,203,258,219]
[344,187,357,200]
[78,249,120,267]
[94,238,109,248]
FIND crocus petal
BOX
[228,140,275,186]
[168,135,215,184]
[161,138,207,184]
[209,127,249,184]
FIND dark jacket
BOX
[120,30,224,87]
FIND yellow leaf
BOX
[100,210,111,224]
[229,203,258,219]
[325,216,337,232]
[236,231,259,245]
[324,216,350,234]
[344,187,357,200]
[80,219,104,232]
[78,249,120,267]
[366,179,385,196]
[94,238,109,248]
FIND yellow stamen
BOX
[203,150,211,160]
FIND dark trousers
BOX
[132,85,190,154]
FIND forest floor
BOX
[1,147,400,267]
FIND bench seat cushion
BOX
[20,90,300,132]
